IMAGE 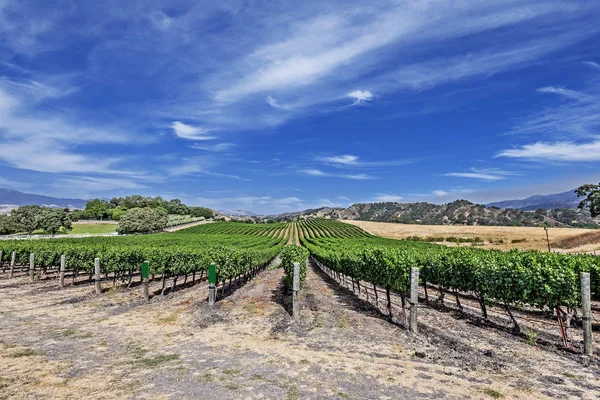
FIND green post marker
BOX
[141,261,149,279]
[208,263,216,284]
[142,261,150,301]
[208,263,216,306]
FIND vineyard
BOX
[1,219,598,332]
[1,217,599,399]
[0,222,289,296]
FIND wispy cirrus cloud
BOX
[317,154,412,168]
[583,61,600,69]
[499,78,600,162]
[0,80,138,175]
[166,156,249,181]
[171,121,215,140]
[507,82,600,140]
[189,142,235,152]
[299,168,374,180]
[496,140,600,162]
[444,168,518,182]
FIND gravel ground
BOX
[1,258,599,399]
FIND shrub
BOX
[118,208,168,234]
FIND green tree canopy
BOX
[39,208,72,236]
[118,207,168,234]
[575,183,600,218]
[85,199,110,220]
[10,205,43,234]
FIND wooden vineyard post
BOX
[142,261,150,301]
[409,267,419,334]
[386,287,392,321]
[59,255,66,287]
[0,250,2,270]
[580,272,593,357]
[293,262,300,319]
[10,251,16,278]
[94,258,101,294]
[208,263,216,306]
[29,253,35,282]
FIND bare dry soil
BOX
[1,259,599,399]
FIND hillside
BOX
[0,188,87,210]
[271,200,600,228]
[486,189,580,210]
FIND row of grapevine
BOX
[297,218,370,238]
[302,234,600,313]
[280,245,310,288]
[0,224,287,287]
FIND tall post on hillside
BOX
[142,261,150,301]
[544,225,551,252]
[0,250,3,270]
[59,255,66,287]
[410,267,419,334]
[580,272,593,356]
[29,253,35,282]
[10,251,16,278]
[94,258,101,294]
[293,262,300,319]
[208,263,216,306]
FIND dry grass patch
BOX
[553,230,600,249]
[343,220,594,252]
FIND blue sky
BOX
[1,1,600,214]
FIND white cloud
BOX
[0,82,137,175]
[508,82,600,139]
[373,193,403,202]
[266,96,295,111]
[536,86,591,101]
[189,142,235,152]
[166,156,249,181]
[55,176,148,193]
[337,196,350,201]
[348,89,373,104]
[321,155,359,165]
[318,154,412,168]
[188,1,597,132]
[300,169,374,180]
[190,195,306,214]
[583,61,600,69]
[444,168,518,181]
[171,121,215,140]
[433,190,448,197]
[496,140,600,162]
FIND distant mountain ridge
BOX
[486,190,580,210]
[0,188,87,209]
[270,200,599,228]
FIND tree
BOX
[188,206,214,219]
[85,199,110,220]
[39,208,72,236]
[575,183,600,218]
[10,205,43,234]
[166,199,188,215]
[109,207,126,221]
[69,209,85,222]
[0,215,17,235]
[118,207,168,234]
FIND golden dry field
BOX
[342,220,600,253]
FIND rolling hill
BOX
[486,190,580,210]
[0,188,87,210]
[270,200,600,228]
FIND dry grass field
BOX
[342,220,600,253]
